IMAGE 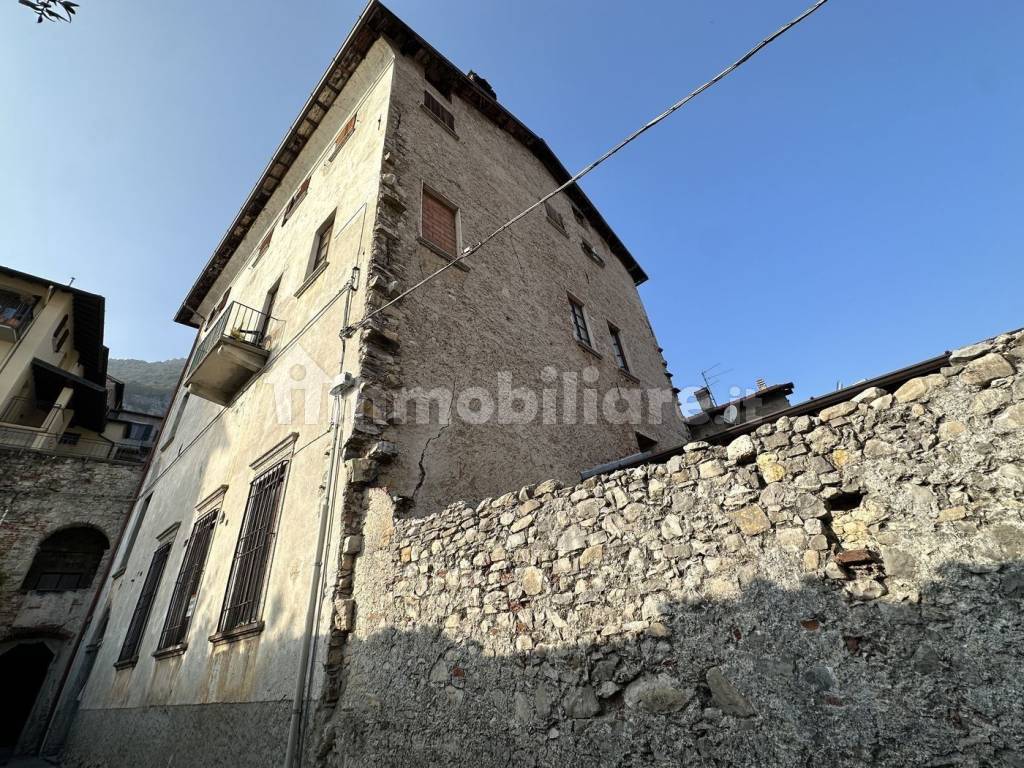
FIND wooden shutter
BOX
[421,189,457,256]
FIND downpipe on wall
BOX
[284,267,360,768]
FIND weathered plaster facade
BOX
[317,328,1024,767]
[58,5,685,765]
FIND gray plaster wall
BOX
[64,700,289,768]
[366,44,687,516]
[318,328,1024,767]
[0,448,140,755]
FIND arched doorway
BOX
[0,642,55,756]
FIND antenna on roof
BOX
[68,276,76,287]
[698,364,725,407]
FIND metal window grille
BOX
[219,462,287,632]
[116,542,171,664]
[157,510,218,650]
[609,325,630,372]
[423,90,455,132]
[569,299,591,347]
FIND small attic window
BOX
[330,113,357,160]
[423,91,456,134]
[544,202,566,235]
[571,204,589,229]
[581,239,605,267]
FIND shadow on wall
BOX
[320,560,1024,768]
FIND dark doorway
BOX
[0,642,55,755]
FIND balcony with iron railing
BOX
[184,301,274,405]
[0,293,35,343]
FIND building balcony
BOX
[0,296,35,343]
[184,302,273,406]
[0,397,63,430]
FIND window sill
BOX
[294,261,329,298]
[113,657,138,670]
[417,237,470,271]
[575,340,603,360]
[419,103,459,140]
[209,620,265,646]
[617,368,641,385]
[153,643,188,660]
[547,218,569,238]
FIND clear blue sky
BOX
[2,0,1021,408]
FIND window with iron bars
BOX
[568,297,592,348]
[218,462,287,634]
[116,542,171,666]
[157,510,218,652]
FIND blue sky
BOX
[2,0,1021,409]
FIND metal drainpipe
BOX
[284,267,360,767]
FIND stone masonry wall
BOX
[316,328,1024,767]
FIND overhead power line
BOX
[347,0,830,336]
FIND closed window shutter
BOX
[421,190,457,256]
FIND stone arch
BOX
[21,526,110,592]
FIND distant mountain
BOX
[107,358,186,416]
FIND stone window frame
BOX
[295,210,335,298]
[567,293,599,357]
[608,322,631,374]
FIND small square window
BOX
[581,239,605,266]
[544,202,566,234]
[568,297,592,348]
[421,188,458,257]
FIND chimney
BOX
[756,378,767,392]
[694,387,715,413]
[467,70,497,101]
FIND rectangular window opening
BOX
[609,324,630,373]
[281,176,310,226]
[217,462,288,634]
[157,510,218,651]
[330,113,357,159]
[421,188,458,257]
[571,204,589,228]
[310,213,335,276]
[423,90,456,133]
[544,201,566,234]
[581,239,605,266]
[568,297,592,348]
[116,542,171,666]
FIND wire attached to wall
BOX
[343,0,831,338]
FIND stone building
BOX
[56,3,686,766]
[0,267,150,759]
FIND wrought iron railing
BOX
[0,295,34,339]
[188,301,272,377]
[0,423,149,463]
[0,397,63,429]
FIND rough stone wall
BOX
[353,44,687,517]
[317,329,1024,767]
[0,448,140,753]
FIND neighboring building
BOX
[56,3,687,766]
[685,381,795,440]
[0,267,154,759]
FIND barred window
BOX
[423,90,455,133]
[218,462,287,633]
[157,510,218,652]
[116,542,171,666]
[568,297,591,347]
